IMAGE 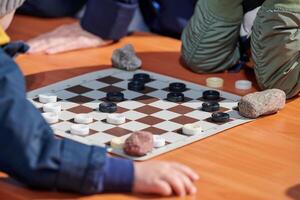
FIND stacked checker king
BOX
[27,69,253,161]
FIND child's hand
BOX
[133,161,199,196]
[26,22,112,54]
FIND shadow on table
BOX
[286,184,300,200]
[25,51,260,95]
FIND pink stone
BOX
[124,131,154,157]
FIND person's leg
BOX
[17,0,86,18]
[181,0,243,73]
[251,0,300,98]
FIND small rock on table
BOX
[123,131,154,157]
[238,89,286,118]
[111,44,142,71]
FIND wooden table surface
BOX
[1,15,300,200]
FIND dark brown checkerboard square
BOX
[67,95,94,104]
[98,86,125,93]
[139,86,156,94]
[115,106,129,113]
[104,127,131,137]
[170,116,198,125]
[133,95,159,104]
[168,105,194,114]
[203,117,234,125]
[135,105,162,115]
[137,116,164,126]
[66,85,93,94]
[97,76,123,84]
[141,127,167,135]
[68,105,93,114]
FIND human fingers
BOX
[176,171,197,195]
[172,163,199,181]
[162,172,186,196]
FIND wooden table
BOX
[1,15,300,200]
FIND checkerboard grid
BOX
[28,69,251,160]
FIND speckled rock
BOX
[124,131,154,157]
[238,89,286,118]
[111,44,142,71]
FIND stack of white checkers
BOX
[38,94,129,136]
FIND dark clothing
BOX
[0,42,134,194]
[17,0,197,39]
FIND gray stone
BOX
[111,44,142,71]
[238,89,286,119]
[124,131,154,157]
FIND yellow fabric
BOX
[0,27,10,45]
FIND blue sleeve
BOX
[81,0,138,40]
[0,48,134,194]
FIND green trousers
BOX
[181,0,300,98]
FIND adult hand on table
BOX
[134,161,199,197]
[27,22,112,54]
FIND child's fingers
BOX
[153,180,173,196]
[172,163,199,181]
[177,171,197,195]
[162,172,186,196]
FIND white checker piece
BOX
[27,68,254,161]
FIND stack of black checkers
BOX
[201,90,230,123]
[167,82,186,102]
[128,73,151,91]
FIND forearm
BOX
[81,0,138,40]
[0,49,134,193]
